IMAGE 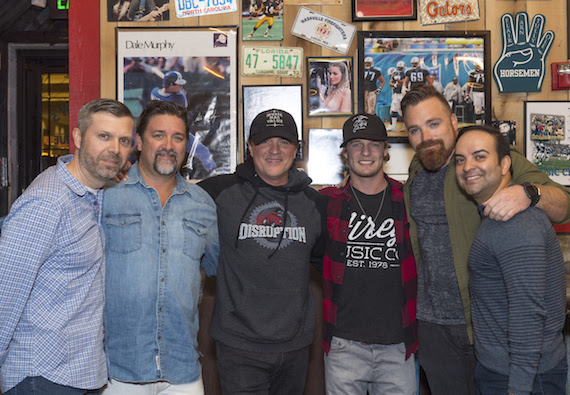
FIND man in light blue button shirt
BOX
[0,98,135,394]
[102,101,219,395]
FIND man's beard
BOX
[78,149,123,182]
[153,150,179,176]
[416,139,453,172]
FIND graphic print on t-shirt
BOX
[238,201,307,250]
[346,193,399,270]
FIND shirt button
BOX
[162,221,165,226]
[161,278,165,282]
[336,275,341,279]
[159,307,163,312]
[121,222,125,226]
[162,249,166,253]
[93,202,98,206]
[158,336,162,340]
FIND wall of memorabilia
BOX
[98,0,569,185]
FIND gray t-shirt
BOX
[410,166,465,324]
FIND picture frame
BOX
[116,27,238,181]
[242,0,284,41]
[352,0,416,21]
[242,85,303,159]
[108,0,170,22]
[307,57,354,117]
[357,30,491,142]
[491,120,516,146]
[307,129,415,185]
[307,128,344,185]
[524,101,570,186]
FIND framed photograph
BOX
[242,85,303,158]
[242,0,284,41]
[352,0,416,21]
[308,128,344,185]
[492,120,516,146]
[307,57,353,117]
[357,31,491,142]
[307,130,415,185]
[524,101,570,186]
[108,0,170,21]
[117,27,238,181]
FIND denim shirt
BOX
[103,162,219,384]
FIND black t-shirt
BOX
[334,187,404,344]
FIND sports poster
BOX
[525,101,570,186]
[242,0,284,41]
[358,32,489,140]
[117,28,237,180]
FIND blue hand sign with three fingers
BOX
[493,12,554,93]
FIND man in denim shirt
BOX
[102,101,219,394]
[0,99,134,394]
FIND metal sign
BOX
[291,7,356,55]
[241,46,304,78]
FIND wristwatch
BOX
[521,182,541,207]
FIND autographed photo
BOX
[117,28,237,180]
[358,31,489,140]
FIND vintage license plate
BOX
[241,46,304,78]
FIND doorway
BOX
[6,44,68,212]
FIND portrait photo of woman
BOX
[308,57,353,117]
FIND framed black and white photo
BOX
[357,30,491,142]
[117,27,238,180]
[524,101,570,186]
[307,57,354,117]
[242,85,303,159]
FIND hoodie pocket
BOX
[105,214,142,253]
[227,287,309,343]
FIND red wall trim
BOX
[68,1,100,152]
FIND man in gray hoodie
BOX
[199,109,326,394]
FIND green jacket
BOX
[403,148,570,343]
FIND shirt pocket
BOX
[105,214,142,253]
[182,218,208,259]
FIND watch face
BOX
[524,184,540,206]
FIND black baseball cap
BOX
[249,109,298,145]
[341,113,388,147]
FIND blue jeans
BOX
[324,336,416,395]
[475,358,568,394]
[215,342,309,395]
[6,376,101,395]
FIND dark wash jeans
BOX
[417,320,476,395]
[5,376,101,395]
[475,358,568,395]
[216,341,310,395]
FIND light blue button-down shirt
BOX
[103,162,219,384]
[0,155,107,393]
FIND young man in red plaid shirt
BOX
[318,114,418,394]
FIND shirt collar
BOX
[56,154,95,198]
[126,161,193,198]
